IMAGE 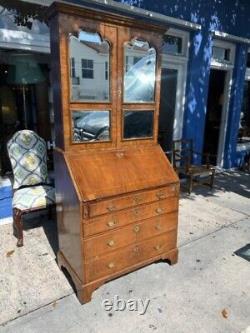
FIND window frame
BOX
[237,49,250,151]
[81,58,94,79]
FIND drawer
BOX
[85,230,177,282]
[83,197,178,237]
[83,212,177,260]
[84,184,178,218]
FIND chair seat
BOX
[178,165,215,177]
[13,185,55,211]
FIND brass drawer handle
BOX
[156,191,167,200]
[107,239,115,247]
[107,205,116,212]
[133,208,140,216]
[155,223,162,231]
[107,219,117,228]
[155,207,164,214]
[133,225,140,233]
[154,244,162,251]
[107,262,115,269]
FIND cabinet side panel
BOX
[54,150,83,280]
[49,15,64,150]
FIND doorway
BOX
[158,68,178,152]
[203,68,230,165]
[0,50,52,175]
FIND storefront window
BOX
[238,80,250,144]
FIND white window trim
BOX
[0,28,50,53]
[237,48,250,152]
[163,28,190,58]
[211,39,235,70]
[210,38,235,167]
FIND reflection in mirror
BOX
[123,110,154,139]
[124,39,156,103]
[69,30,110,102]
[72,110,110,142]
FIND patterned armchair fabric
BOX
[12,185,55,210]
[7,130,49,190]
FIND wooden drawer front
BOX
[86,185,178,218]
[85,230,177,282]
[84,212,177,260]
[83,197,178,237]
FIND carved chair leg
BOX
[13,208,24,247]
[210,170,215,189]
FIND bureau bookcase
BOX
[48,1,180,303]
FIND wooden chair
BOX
[171,139,216,194]
[7,130,55,247]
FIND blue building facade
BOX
[117,0,250,168]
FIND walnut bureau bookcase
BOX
[48,1,180,304]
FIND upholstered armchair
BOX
[7,130,55,247]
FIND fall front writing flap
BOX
[65,145,179,202]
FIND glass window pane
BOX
[212,46,230,62]
[72,110,110,142]
[69,31,110,102]
[124,39,156,103]
[123,110,154,139]
[162,35,182,55]
[238,81,250,144]
[247,53,250,68]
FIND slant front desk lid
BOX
[65,145,178,202]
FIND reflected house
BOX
[1,0,250,221]
[69,35,110,101]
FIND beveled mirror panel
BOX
[72,110,110,142]
[69,31,110,102]
[123,110,154,139]
[124,39,156,103]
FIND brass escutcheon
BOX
[107,205,116,212]
[156,191,167,200]
[154,244,162,251]
[133,195,142,205]
[133,225,140,233]
[155,224,162,231]
[133,208,140,216]
[133,246,140,253]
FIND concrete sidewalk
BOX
[0,171,249,333]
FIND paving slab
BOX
[1,218,249,333]
[178,194,246,245]
[0,216,72,325]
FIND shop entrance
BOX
[0,50,52,175]
[203,68,229,166]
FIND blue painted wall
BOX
[117,0,250,167]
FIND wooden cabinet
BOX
[48,1,179,303]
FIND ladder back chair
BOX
[172,139,216,194]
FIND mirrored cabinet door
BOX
[123,39,156,103]
[123,110,154,139]
[69,30,110,102]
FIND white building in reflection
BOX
[69,35,146,102]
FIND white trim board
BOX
[0,28,50,53]
[213,31,250,45]
[21,0,201,31]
